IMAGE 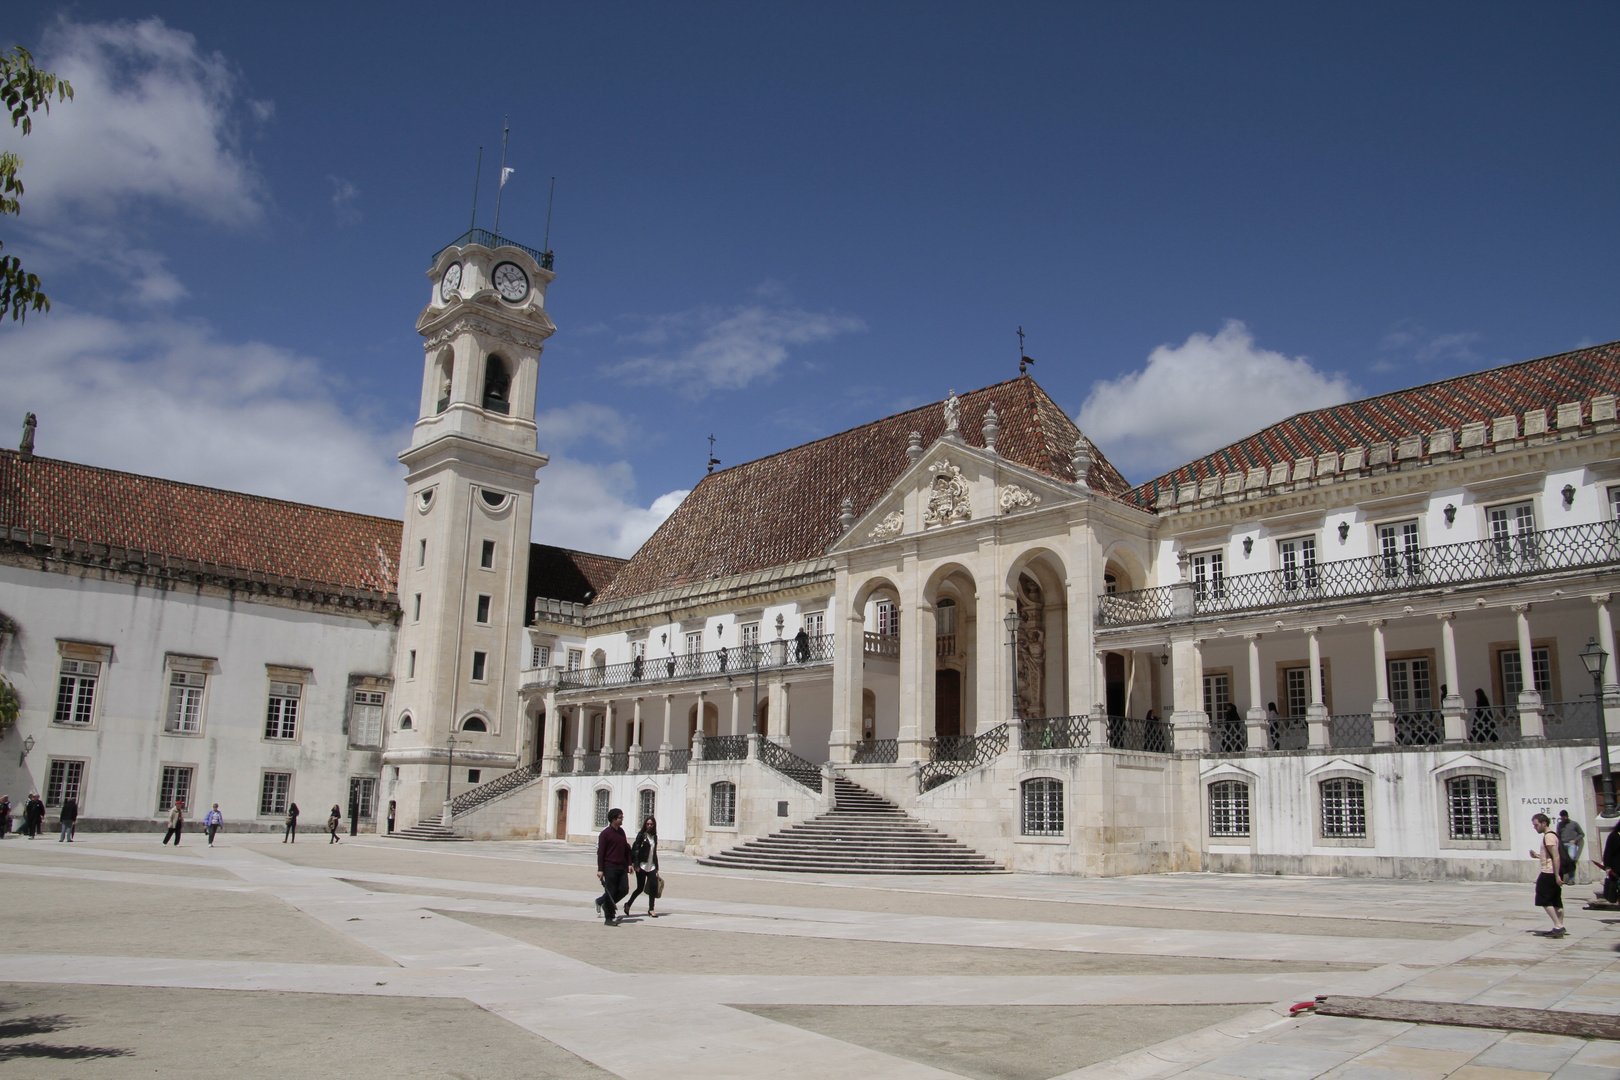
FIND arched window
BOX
[1208,780,1250,837]
[757,700,770,736]
[399,713,413,730]
[710,781,736,826]
[1021,778,1063,835]
[1320,778,1367,838]
[461,716,488,733]
[1446,775,1500,839]
[482,355,511,413]
[638,788,656,823]
[594,788,611,828]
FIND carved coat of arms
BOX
[923,460,972,528]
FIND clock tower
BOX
[384,233,556,828]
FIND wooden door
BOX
[935,669,961,738]
[554,789,568,840]
[1105,653,1126,717]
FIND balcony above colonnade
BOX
[1098,520,1620,633]
[526,636,836,698]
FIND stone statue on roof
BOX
[19,413,35,460]
[943,390,960,435]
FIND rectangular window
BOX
[1321,778,1367,838]
[476,595,491,623]
[1500,646,1551,699]
[1284,667,1310,718]
[804,612,825,639]
[709,781,736,826]
[46,759,84,808]
[350,690,385,747]
[595,787,611,828]
[1447,775,1501,840]
[1209,780,1250,837]
[1609,485,1620,521]
[413,594,421,621]
[1191,550,1225,601]
[567,649,583,671]
[480,540,495,569]
[159,765,193,813]
[54,659,99,725]
[639,788,656,822]
[685,631,703,657]
[1488,502,1537,564]
[408,650,417,678]
[875,600,899,637]
[467,769,481,784]
[1278,536,1317,591]
[471,651,487,681]
[418,538,427,567]
[1202,672,1231,721]
[165,671,206,733]
[1377,520,1421,578]
[349,776,377,821]
[259,772,291,816]
[264,681,301,740]
[531,643,551,668]
[1020,778,1064,836]
[740,622,760,649]
[1387,657,1432,712]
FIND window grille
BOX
[1209,780,1250,836]
[264,681,301,740]
[166,671,206,733]
[54,659,99,725]
[259,772,291,816]
[1020,778,1064,836]
[1320,777,1367,838]
[1191,550,1224,601]
[46,759,84,808]
[349,776,377,821]
[710,781,736,826]
[350,690,385,747]
[639,788,656,822]
[594,788,611,828]
[159,765,193,812]
[1447,775,1500,839]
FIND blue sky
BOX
[3,4,1617,555]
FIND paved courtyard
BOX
[0,832,1616,1079]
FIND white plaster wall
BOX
[683,758,827,857]
[546,772,688,844]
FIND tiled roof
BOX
[0,450,404,593]
[1123,341,1620,510]
[597,376,1127,603]
[527,543,626,607]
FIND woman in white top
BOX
[1530,813,1566,938]
[622,816,660,918]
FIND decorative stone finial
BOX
[838,496,856,532]
[1071,436,1091,486]
[943,390,960,436]
[906,430,924,463]
[982,403,999,454]
[19,413,35,461]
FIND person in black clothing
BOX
[594,808,631,925]
[327,804,342,844]
[22,794,44,839]
[1596,818,1620,904]
[58,796,78,842]
[0,795,11,838]
[283,802,300,843]
[622,816,660,918]
[794,627,811,663]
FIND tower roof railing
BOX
[434,228,553,269]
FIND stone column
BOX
[571,705,586,773]
[696,690,708,741]
[1594,594,1620,736]
[830,602,865,764]
[1092,651,1107,718]
[780,681,793,748]
[1370,620,1396,745]
[541,688,561,774]
[1244,633,1266,751]
[1514,604,1545,738]
[1169,632,1209,752]
[1306,627,1329,748]
[898,580,934,761]
[630,697,643,758]
[658,694,673,771]
[599,701,615,772]
[730,687,741,737]
[1438,614,1465,741]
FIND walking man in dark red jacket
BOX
[595,808,631,926]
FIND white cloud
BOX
[535,402,633,451]
[329,175,359,226]
[611,300,866,398]
[6,17,267,224]
[1376,324,1484,372]
[1077,321,1358,480]
[0,311,682,557]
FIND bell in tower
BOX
[383,232,557,830]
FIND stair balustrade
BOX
[918,723,1009,792]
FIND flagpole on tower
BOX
[468,146,482,233]
[493,116,511,234]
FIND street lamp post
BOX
[444,732,458,805]
[1578,637,1618,819]
[1003,609,1021,722]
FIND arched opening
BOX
[482,355,511,413]
[591,649,607,687]
[1105,653,1127,717]
[757,699,770,736]
[926,564,978,738]
[435,350,453,413]
[1008,550,1071,718]
[399,712,413,731]
[531,707,546,764]
[688,700,719,741]
[461,716,488,733]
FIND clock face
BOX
[491,262,529,302]
[439,262,462,301]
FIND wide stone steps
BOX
[385,821,472,842]
[696,777,1003,874]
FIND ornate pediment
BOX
[868,511,905,541]
[923,459,972,528]
[999,484,1041,513]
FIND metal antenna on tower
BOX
[492,117,511,234]
[706,434,721,474]
[468,146,483,233]
[541,176,556,269]
[1018,326,1035,375]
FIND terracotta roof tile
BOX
[1122,341,1620,510]
[597,377,1125,603]
[526,543,626,608]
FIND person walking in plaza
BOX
[204,803,223,846]
[594,807,631,925]
[283,802,299,843]
[327,804,342,844]
[162,799,185,845]
[0,795,10,838]
[23,793,44,839]
[622,815,660,918]
[58,795,77,842]
[1594,818,1620,904]
[1530,813,1566,937]
[1557,810,1585,885]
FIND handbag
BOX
[653,873,665,899]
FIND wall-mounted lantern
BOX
[1338,521,1350,542]
[1563,484,1577,509]
[1242,537,1254,557]
[1443,504,1457,526]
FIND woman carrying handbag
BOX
[622,815,660,918]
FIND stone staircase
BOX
[696,777,1004,874]
[385,819,472,842]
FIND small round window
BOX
[480,489,509,509]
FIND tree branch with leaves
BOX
[1,45,72,322]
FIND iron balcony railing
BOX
[1020,715,1175,754]
[558,748,689,773]
[449,761,545,816]
[919,724,1009,792]
[851,738,898,764]
[557,636,835,692]
[1098,520,1620,628]
[434,227,553,269]
[702,734,749,761]
[1206,701,1601,755]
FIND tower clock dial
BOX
[491,262,529,303]
[439,262,462,301]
